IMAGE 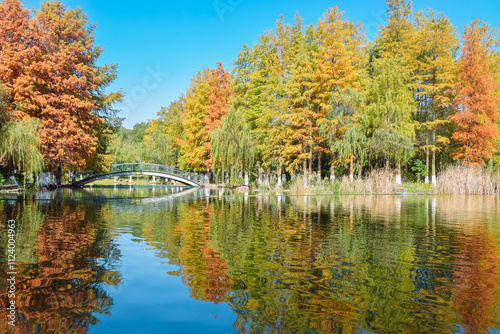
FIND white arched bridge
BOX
[71,163,205,187]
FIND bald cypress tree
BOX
[178,69,211,172]
[413,9,458,183]
[450,20,500,166]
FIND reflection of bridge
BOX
[71,163,204,187]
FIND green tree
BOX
[235,24,290,184]
[313,7,367,178]
[0,117,45,180]
[109,125,147,164]
[211,106,254,185]
[323,87,366,180]
[413,9,458,183]
[365,56,416,181]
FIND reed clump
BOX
[289,176,334,195]
[288,169,400,194]
[437,165,500,195]
[338,169,400,194]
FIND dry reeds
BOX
[288,170,402,194]
[338,169,400,194]
[437,165,500,195]
[289,176,310,195]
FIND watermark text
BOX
[6,219,17,327]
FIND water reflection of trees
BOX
[14,193,495,332]
[0,200,122,334]
[452,233,500,333]
[145,194,500,333]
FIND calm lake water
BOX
[1,186,500,333]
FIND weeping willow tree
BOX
[211,106,254,186]
[370,128,415,174]
[322,86,366,180]
[365,56,416,182]
[333,124,367,179]
[0,117,45,182]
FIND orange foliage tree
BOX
[29,1,102,170]
[450,20,500,166]
[0,0,120,173]
[203,61,232,168]
[0,0,35,120]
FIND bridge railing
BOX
[111,163,205,184]
[72,163,205,185]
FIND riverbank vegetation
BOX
[1,0,500,193]
[137,0,500,190]
[437,165,500,195]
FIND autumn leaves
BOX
[1,0,499,181]
[148,1,500,184]
[0,0,121,175]
[450,20,500,166]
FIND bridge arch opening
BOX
[72,163,204,187]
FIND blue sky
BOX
[23,0,500,129]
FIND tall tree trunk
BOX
[55,165,62,186]
[257,161,262,185]
[432,133,436,185]
[349,156,354,181]
[396,162,402,185]
[425,139,429,183]
[439,151,443,175]
[309,147,313,176]
[277,163,282,187]
[317,152,321,182]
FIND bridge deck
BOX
[72,163,204,187]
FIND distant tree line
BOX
[139,0,499,185]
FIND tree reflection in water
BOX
[162,195,500,333]
[0,200,122,334]
[1,193,499,333]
